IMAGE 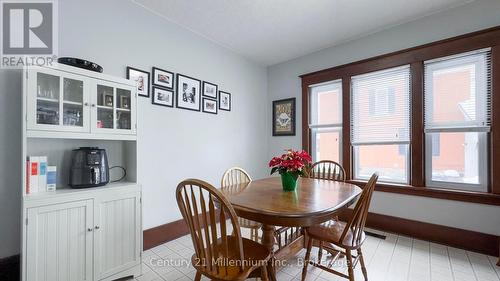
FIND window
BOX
[302,28,500,204]
[309,80,342,163]
[351,65,411,184]
[431,134,440,157]
[424,49,491,192]
[369,87,395,117]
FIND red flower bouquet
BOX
[269,149,312,191]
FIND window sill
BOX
[347,180,500,206]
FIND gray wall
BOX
[0,0,268,258]
[267,0,500,235]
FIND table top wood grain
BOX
[221,177,362,227]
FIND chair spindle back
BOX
[309,160,346,181]
[176,179,245,275]
[221,167,252,188]
[340,173,378,246]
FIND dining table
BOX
[220,176,362,281]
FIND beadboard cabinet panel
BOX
[94,192,141,280]
[26,200,94,281]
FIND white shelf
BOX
[27,129,137,141]
[97,105,113,110]
[24,181,139,201]
[117,108,131,112]
[63,100,83,106]
[37,97,59,103]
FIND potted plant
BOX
[269,149,312,191]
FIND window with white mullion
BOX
[351,65,411,184]
[309,80,343,163]
[424,48,491,192]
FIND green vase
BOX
[281,172,298,191]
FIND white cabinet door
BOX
[26,200,94,281]
[90,79,136,135]
[94,191,141,280]
[26,68,91,132]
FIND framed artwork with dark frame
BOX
[152,67,174,89]
[152,86,174,107]
[202,81,218,98]
[272,97,296,136]
[219,91,231,111]
[126,67,150,97]
[176,74,201,111]
[202,98,218,114]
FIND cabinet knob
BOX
[87,228,93,232]
[95,225,100,230]
[84,102,89,106]
[91,104,96,107]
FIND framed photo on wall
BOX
[202,81,218,98]
[127,67,150,97]
[152,67,174,89]
[176,74,201,111]
[272,97,295,136]
[202,98,218,114]
[152,86,174,107]
[219,91,231,111]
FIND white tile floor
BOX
[131,228,500,281]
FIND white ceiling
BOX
[134,0,474,66]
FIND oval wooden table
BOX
[220,176,362,281]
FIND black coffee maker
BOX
[69,147,109,188]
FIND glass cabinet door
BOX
[62,78,84,127]
[96,85,115,129]
[29,69,89,132]
[36,72,60,126]
[93,82,135,134]
[116,88,132,130]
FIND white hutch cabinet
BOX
[25,65,136,136]
[21,64,142,281]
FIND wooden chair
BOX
[221,167,261,242]
[176,179,271,281]
[309,160,346,181]
[301,173,379,281]
[276,161,346,254]
[309,160,346,260]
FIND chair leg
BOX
[358,248,368,281]
[345,249,355,281]
[317,241,323,262]
[261,264,269,281]
[301,236,314,281]
[194,271,202,281]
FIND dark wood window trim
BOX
[301,26,500,206]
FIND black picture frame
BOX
[219,91,231,111]
[176,74,201,112]
[272,97,296,136]
[152,67,174,89]
[202,81,218,98]
[126,66,150,97]
[202,98,218,114]
[102,93,114,107]
[151,86,174,107]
